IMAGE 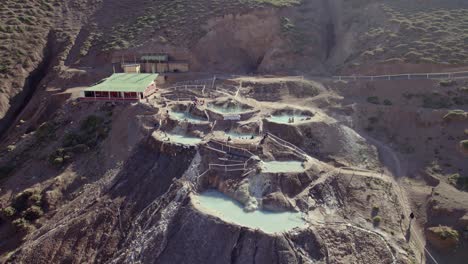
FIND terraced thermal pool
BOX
[267,114,311,124]
[161,133,202,145]
[192,190,305,234]
[169,111,208,123]
[261,161,305,173]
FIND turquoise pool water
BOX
[261,161,305,173]
[192,190,305,234]
[162,133,202,145]
[267,115,311,124]
[169,111,207,123]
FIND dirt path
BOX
[358,133,444,264]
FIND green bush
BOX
[22,205,43,221]
[422,94,452,109]
[373,216,382,225]
[458,87,468,93]
[12,190,33,212]
[448,173,468,191]
[1,206,16,218]
[35,122,56,141]
[6,145,16,152]
[460,140,468,151]
[439,79,457,87]
[452,96,468,106]
[28,193,42,206]
[80,115,104,133]
[61,115,109,150]
[11,189,41,212]
[367,96,380,104]
[62,132,84,147]
[0,64,8,74]
[433,226,459,241]
[12,218,33,233]
[68,144,90,154]
[51,156,64,166]
[383,99,393,105]
[49,146,77,166]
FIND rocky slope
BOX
[1,0,468,263]
[0,76,427,263]
[3,0,468,138]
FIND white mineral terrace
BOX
[191,190,306,234]
[169,111,208,123]
[266,114,312,124]
[260,161,306,173]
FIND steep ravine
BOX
[0,31,58,140]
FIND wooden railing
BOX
[333,70,468,81]
[265,132,309,158]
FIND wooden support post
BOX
[212,75,216,89]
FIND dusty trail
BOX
[360,133,442,264]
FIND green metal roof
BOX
[85,73,158,92]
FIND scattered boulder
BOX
[458,214,468,229]
[460,140,468,155]
[443,110,467,122]
[426,226,460,251]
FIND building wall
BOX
[168,62,189,72]
[127,61,189,73]
[142,62,190,73]
[143,62,157,73]
[144,81,158,97]
[156,63,168,73]
[123,65,141,73]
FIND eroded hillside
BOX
[0,75,465,263]
[1,0,468,263]
[2,0,468,137]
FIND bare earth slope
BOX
[0,0,468,263]
[0,76,463,263]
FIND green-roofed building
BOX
[81,73,159,101]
